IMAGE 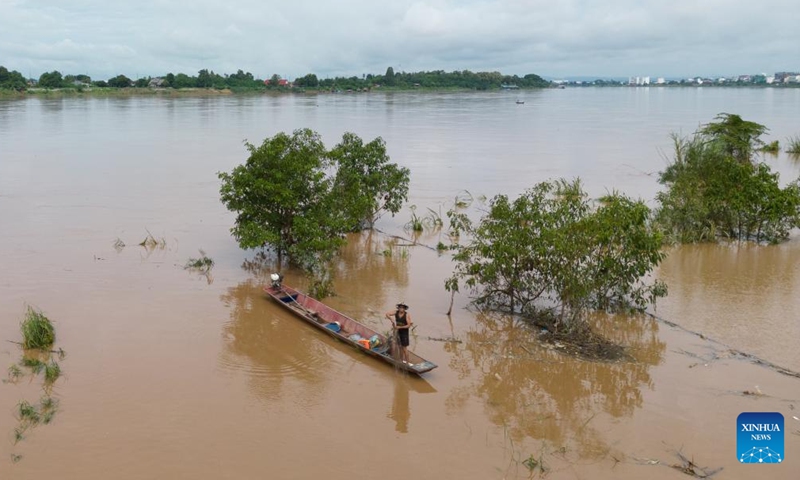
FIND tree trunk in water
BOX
[446,290,455,316]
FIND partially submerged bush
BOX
[446,179,667,333]
[20,307,55,349]
[656,116,800,244]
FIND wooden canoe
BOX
[264,284,437,375]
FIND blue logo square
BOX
[737,412,784,464]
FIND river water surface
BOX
[1,88,799,479]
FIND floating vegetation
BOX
[522,453,547,475]
[18,400,41,426]
[139,229,167,249]
[13,427,25,444]
[7,364,23,382]
[760,140,780,154]
[8,310,64,455]
[787,135,800,155]
[40,396,59,424]
[185,249,214,273]
[20,306,56,349]
[21,356,45,374]
[113,237,126,251]
[44,360,61,384]
[436,242,448,252]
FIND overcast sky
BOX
[1,0,798,81]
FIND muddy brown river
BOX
[1,89,799,478]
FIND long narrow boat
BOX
[264,280,437,375]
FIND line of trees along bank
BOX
[1,65,549,92]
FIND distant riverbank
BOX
[3,84,799,99]
[0,82,560,98]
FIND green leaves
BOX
[218,130,410,293]
[699,113,767,164]
[330,132,410,230]
[445,180,666,328]
[447,179,666,330]
[656,115,800,244]
[219,129,330,258]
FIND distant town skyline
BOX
[1,1,798,81]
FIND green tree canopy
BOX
[219,129,335,260]
[0,66,27,90]
[219,130,411,293]
[699,113,768,164]
[38,71,64,88]
[107,74,132,88]
[172,73,195,88]
[383,66,395,86]
[446,179,666,331]
[294,73,319,88]
[330,132,410,230]
[656,124,800,243]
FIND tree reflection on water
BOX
[448,312,665,460]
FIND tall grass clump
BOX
[787,135,800,155]
[20,307,55,350]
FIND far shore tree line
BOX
[0,65,549,92]
[218,114,800,349]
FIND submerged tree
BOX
[219,129,410,296]
[219,129,338,262]
[699,113,767,164]
[656,115,800,243]
[330,132,410,230]
[446,179,667,332]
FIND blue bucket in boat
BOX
[325,322,341,333]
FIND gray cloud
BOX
[1,0,797,80]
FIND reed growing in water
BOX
[20,307,55,349]
[787,135,800,155]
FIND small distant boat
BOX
[515,100,525,104]
[264,276,437,375]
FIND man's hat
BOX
[396,302,409,309]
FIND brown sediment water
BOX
[1,91,799,478]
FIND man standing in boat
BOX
[386,303,413,364]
